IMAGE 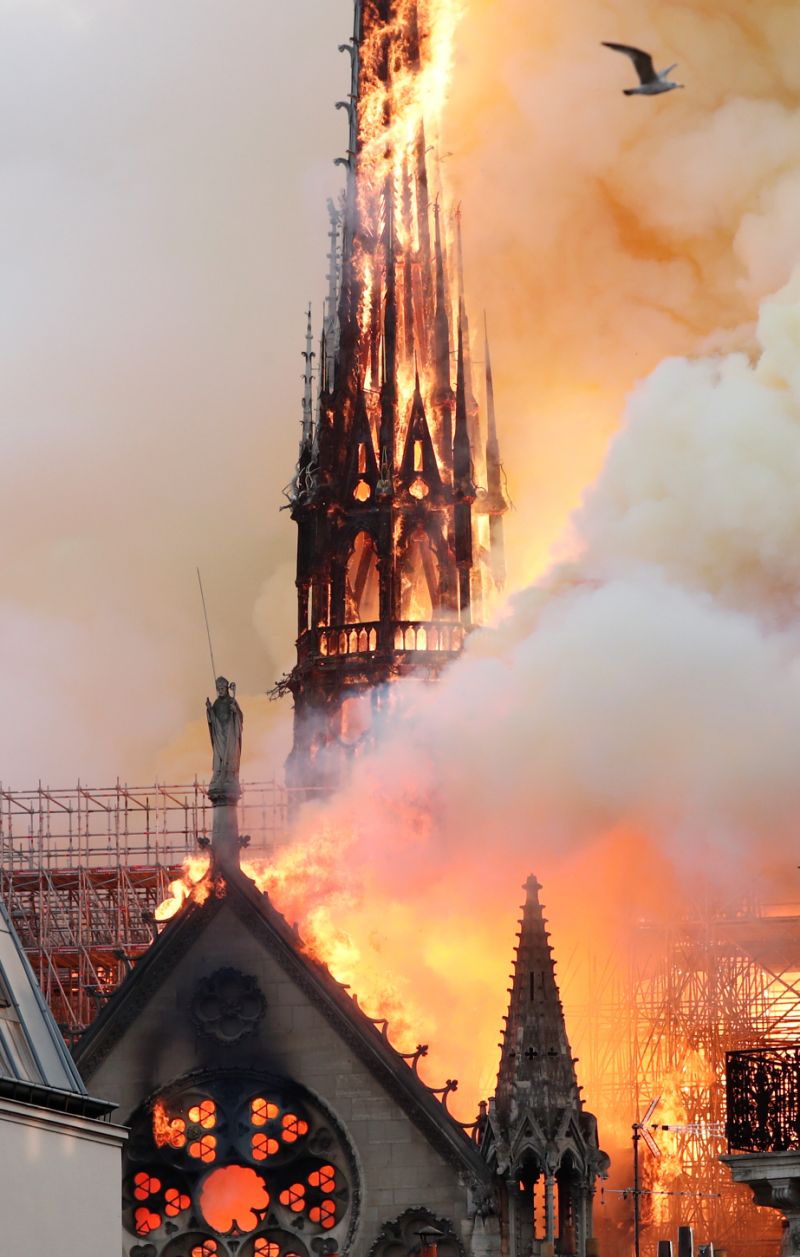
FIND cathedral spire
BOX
[283,0,508,790]
[496,876,580,1129]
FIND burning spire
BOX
[282,0,508,789]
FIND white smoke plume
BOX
[279,269,800,1128]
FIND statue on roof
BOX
[206,677,243,804]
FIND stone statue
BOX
[206,677,243,803]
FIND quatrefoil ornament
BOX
[190,968,266,1045]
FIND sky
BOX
[1,0,350,785]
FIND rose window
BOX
[123,1071,355,1257]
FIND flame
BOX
[155,830,425,1054]
[346,1,464,480]
[154,854,212,921]
[648,1050,716,1226]
[152,1099,186,1149]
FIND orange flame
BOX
[152,1099,186,1150]
[154,854,212,921]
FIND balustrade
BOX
[726,1046,800,1152]
[310,621,466,659]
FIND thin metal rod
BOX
[633,1124,641,1257]
[196,568,217,685]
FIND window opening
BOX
[345,533,379,623]
[0,965,40,1081]
[400,531,439,621]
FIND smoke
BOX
[446,0,800,581]
[239,4,800,1134]
[272,265,800,1186]
[6,4,800,1243]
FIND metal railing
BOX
[726,1045,800,1153]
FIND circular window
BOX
[124,1070,356,1256]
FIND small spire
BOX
[324,199,341,376]
[455,206,481,456]
[453,313,472,490]
[382,181,397,405]
[495,875,580,1131]
[301,305,315,450]
[483,313,507,589]
[432,199,452,402]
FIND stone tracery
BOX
[123,1071,355,1257]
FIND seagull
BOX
[602,42,684,95]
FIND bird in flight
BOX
[601,43,684,95]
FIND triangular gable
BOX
[75,867,490,1184]
[345,388,380,504]
[399,385,443,493]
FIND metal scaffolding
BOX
[566,900,800,1257]
[0,779,312,1038]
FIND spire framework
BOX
[283,0,509,790]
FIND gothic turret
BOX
[483,877,609,1257]
[495,876,581,1126]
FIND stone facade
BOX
[74,866,605,1257]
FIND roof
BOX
[0,896,114,1116]
[75,862,491,1184]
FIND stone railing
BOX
[305,620,466,660]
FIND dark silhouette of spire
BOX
[484,315,507,589]
[455,207,481,459]
[284,0,509,791]
[496,876,581,1132]
[432,200,452,409]
[453,316,474,622]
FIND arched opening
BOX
[340,694,372,746]
[400,529,439,621]
[556,1151,579,1255]
[345,532,379,623]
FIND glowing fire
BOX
[152,1099,187,1150]
[156,832,423,1055]
[154,854,213,921]
[347,0,471,475]
[649,1050,714,1226]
